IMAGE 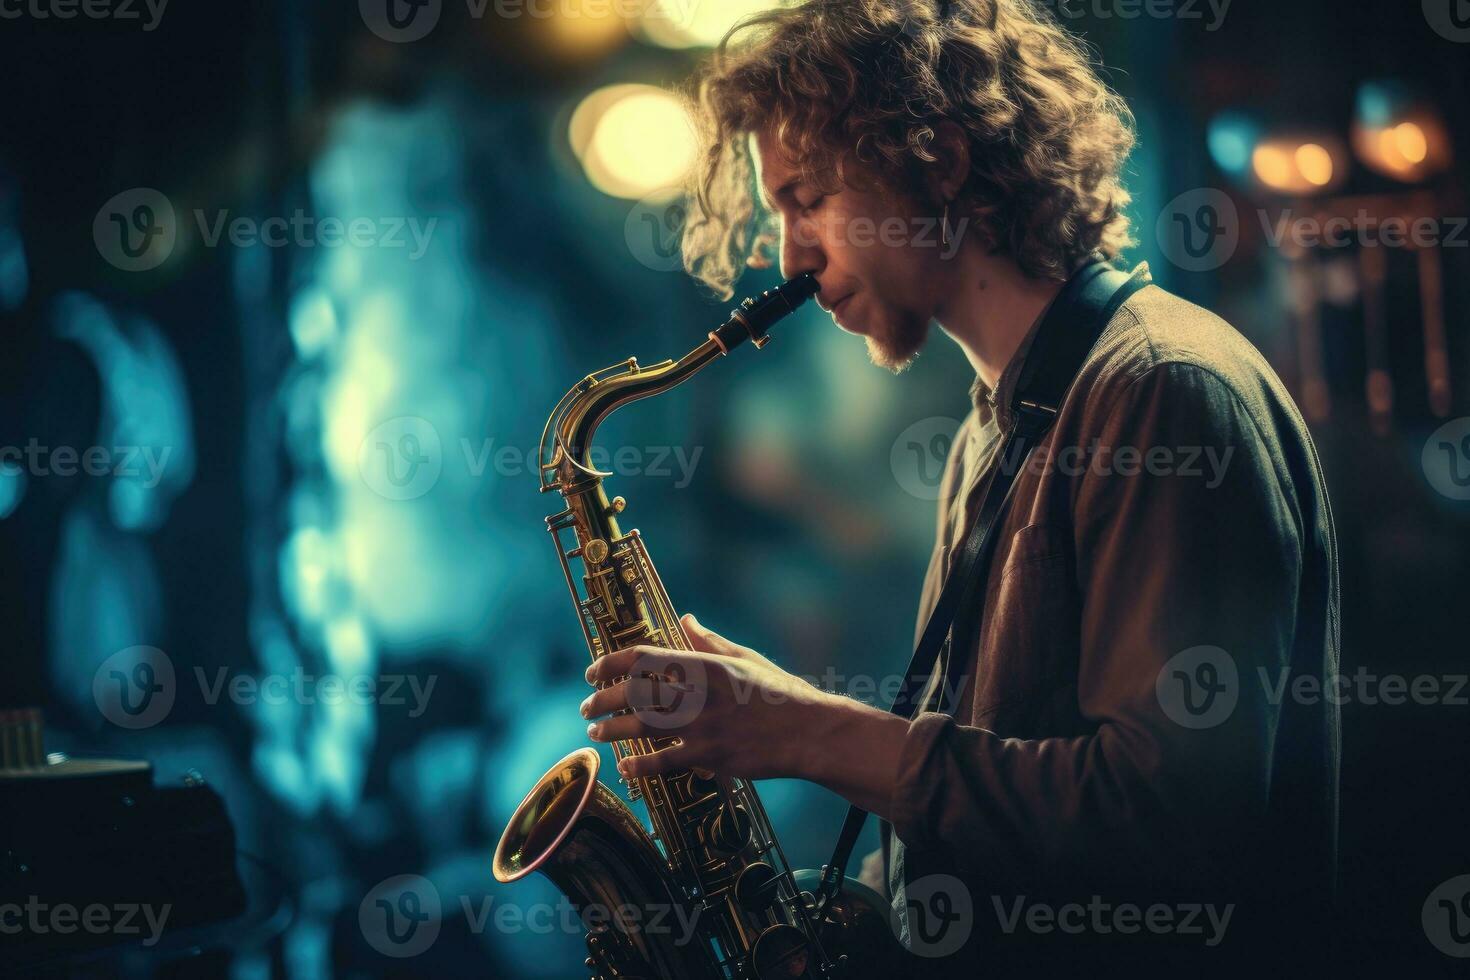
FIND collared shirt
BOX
[879,262,1340,970]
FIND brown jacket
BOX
[879,265,1340,968]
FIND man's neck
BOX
[932,250,1068,390]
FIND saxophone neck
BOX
[539,273,819,491]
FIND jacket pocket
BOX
[997,521,1069,583]
[972,522,1081,732]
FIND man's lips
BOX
[830,293,854,316]
[817,290,852,313]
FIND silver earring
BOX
[941,201,951,248]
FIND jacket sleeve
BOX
[885,362,1303,889]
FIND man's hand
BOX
[581,613,829,780]
[582,612,911,818]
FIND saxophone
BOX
[493,274,898,979]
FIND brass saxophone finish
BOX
[494,275,898,979]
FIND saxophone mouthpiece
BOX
[781,271,821,303]
[712,273,820,353]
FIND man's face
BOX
[752,127,946,372]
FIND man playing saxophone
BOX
[581,1,1338,973]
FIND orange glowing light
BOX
[1394,123,1428,164]
[1295,143,1334,186]
[1252,145,1295,191]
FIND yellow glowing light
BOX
[576,86,696,200]
[568,84,642,162]
[543,0,632,57]
[639,0,781,49]
[1393,122,1428,164]
[1295,144,1333,186]
[1252,145,1295,191]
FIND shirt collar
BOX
[968,260,1151,430]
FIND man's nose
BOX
[779,221,822,284]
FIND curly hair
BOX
[681,0,1137,300]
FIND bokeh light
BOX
[1250,135,1348,195]
[571,84,696,200]
[1351,80,1453,183]
[636,0,782,49]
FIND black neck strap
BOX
[814,259,1151,915]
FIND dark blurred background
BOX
[0,0,1467,976]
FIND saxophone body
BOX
[493,275,899,979]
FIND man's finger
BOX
[583,676,700,720]
[585,645,679,685]
[580,682,629,720]
[618,740,696,779]
[587,712,659,743]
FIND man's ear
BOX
[926,120,972,203]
